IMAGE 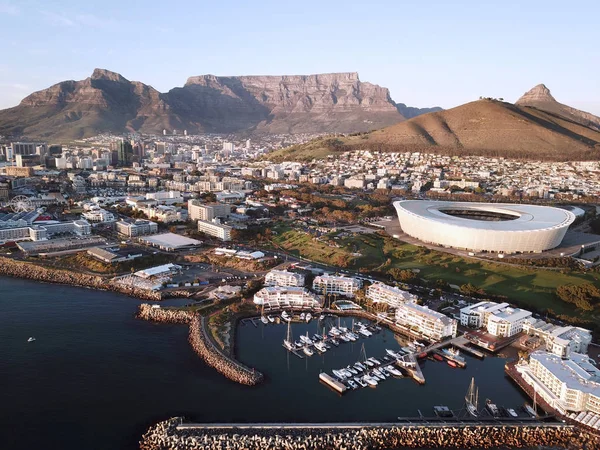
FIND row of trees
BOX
[556,283,600,311]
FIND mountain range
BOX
[268,84,600,162]
[0,69,440,141]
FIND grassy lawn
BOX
[271,226,600,322]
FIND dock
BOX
[434,350,466,368]
[319,372,347,394]
[397,352,425,384]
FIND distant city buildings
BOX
[188,200,231,222]
[116,219,158,237]
[197,219,232,241]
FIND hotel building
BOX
[366,282,416,308]
[253,286,321,309]
[395,302,457,341]
[312,275,361,297]
[265,269,305,287]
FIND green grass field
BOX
[271,225,600,322]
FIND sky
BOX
[0,0,599,114]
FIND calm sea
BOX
[0,277,528,449]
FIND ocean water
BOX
[0,277,528,449]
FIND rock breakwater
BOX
[0,257,162,300]
[140,418,599,450]
[136,304,194,324]
[188,317,264,386]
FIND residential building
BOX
[116,219,158,237]
[197,219,232,241]
[81,206,115,223]
[523,319,592,358]
[517,351,600,416]
[265,269,305,287]
[460,301,532,337]
[487,307,532,338]
[366,282,416,308]
[394,301,457,341]
[253,286,321,309]
[188,200,231,221]
[312,274,362,297]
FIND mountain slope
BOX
[0,70,441,140]
[516,84,600,132]
[268,99,600,162]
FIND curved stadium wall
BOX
[394,201,575,254]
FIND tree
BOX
[388,268,417,283]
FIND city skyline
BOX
[0,0,599,114]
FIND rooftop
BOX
[531,351,600,396]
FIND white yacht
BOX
[303,347,314,357]
[305,313,312,322]
[27,337,36,342]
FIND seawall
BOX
[136,305,264,386]
[0,256,162,301]
[140,417,599,450]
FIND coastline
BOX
[0,256,181,301]
[136,304,264,386]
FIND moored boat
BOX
[447,360,458,368]
[303,347,314,357]
[433,354,444,362]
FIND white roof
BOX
[136,263,180,278]
[395,200,575,232]
[139,233,201,249]
[531,351,600,396]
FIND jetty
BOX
[319,372,347,394]
[140,417,600,450]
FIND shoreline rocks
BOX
[136,304,194,324]
[0,256,164,301]
[140,417,600,450]
[188,316,264,386]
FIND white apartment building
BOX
[487,307,532,338]
[188,200,232,221]
[81,206,115,223]
[146,191,183,205]
[344,178,366,189]
[116,219,158,237]
[312,275,362,297]
[523,318,592,358]
[395,302,457,341]
[366,282,416,309]
[197,219,232,241]
[253,286,321,309]
[460,301,532,337]
[265,269,305,287]
[518,351,600,416]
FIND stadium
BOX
[393,200,575,254]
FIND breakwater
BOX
[0,256,162,301]
[140,417,599,450]
[188,316,264,386]
[136,304,194,324]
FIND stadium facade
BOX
[394,200,575,254]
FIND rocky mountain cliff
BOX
[516,84,600,132]
[0,69,440,140]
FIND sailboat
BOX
[465,377,479,417]
[260,304,268,324]
[283,320,294,351]
[523,389,538,418]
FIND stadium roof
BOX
[395,201,575,232]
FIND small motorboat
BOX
[303,347,314,357]
[27,337,36,342]
[433,354,444,362]
[260,316,269,324]
[305,313,312,322]
[267,315,275,323]
[447,360,458,368]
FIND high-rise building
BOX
[16,154,41,167]
[188,200,231,221]
[115,140,133,166]
[12,142,47,156]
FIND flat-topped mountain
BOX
[0,69,440,140]
[268,85,600,162]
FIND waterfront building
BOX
[312,274,361,297]
[487,307,532,338]
[522,318,592,358]
[253,286,321,309]
[265,269,305,287]
[197,219,232,241]
[517,351,600,417]
[188,200,232,221]
[0,219,90,243]
[394,301,457,341]
[116,219,158,237]
[460,301,531,337]
[366,282,415,308]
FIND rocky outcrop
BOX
[0,257,162,300]
[516,84,600,132]
[0,69,441,140]
[140,417,599,450]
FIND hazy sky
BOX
[1,0,599,114]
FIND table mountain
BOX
[0,69,440,140]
